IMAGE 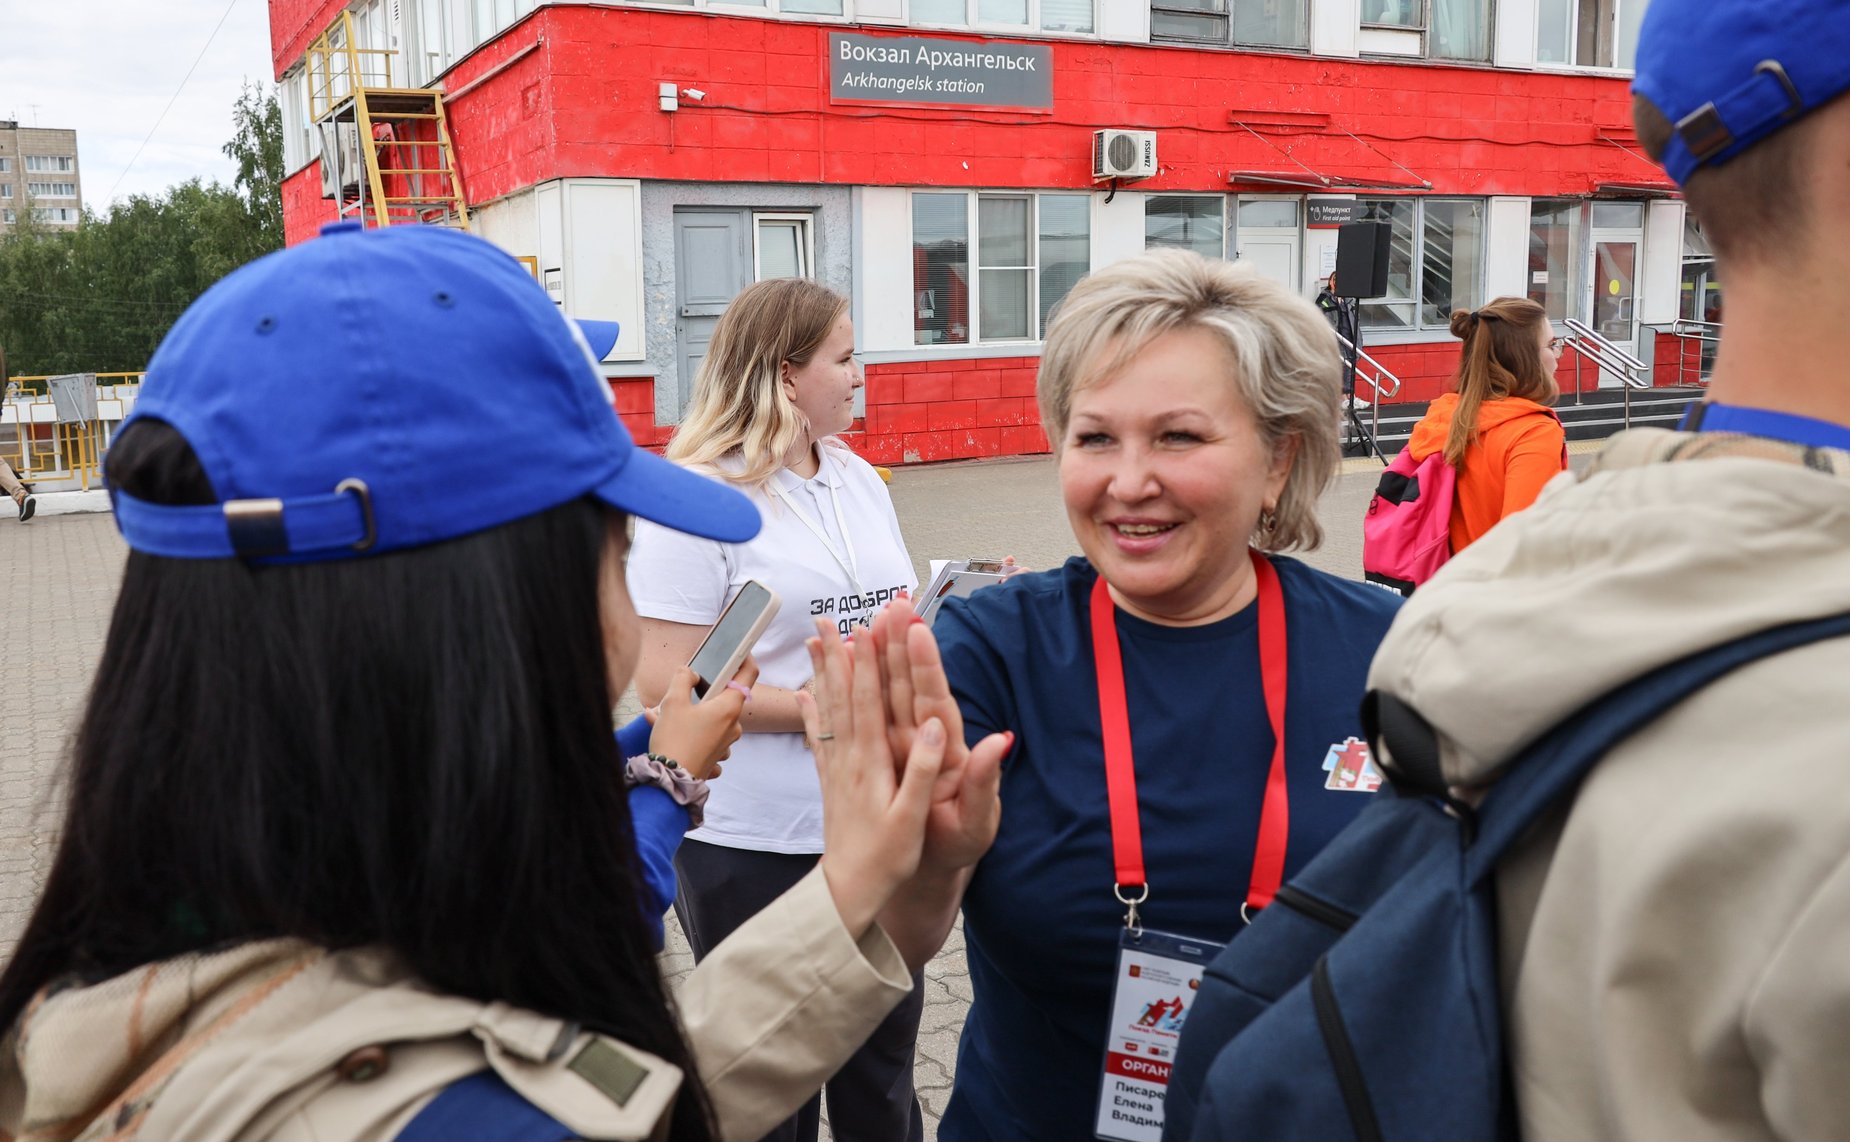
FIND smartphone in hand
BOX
[688,580,781,700]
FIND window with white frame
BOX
[1359,0,1489,59]
[1527,198,1583,321]
[413,0,463,84]
[754,214,813,279]
[1354,197,1485,331]
[1,210,12,224]
[1150,0,1306,48]
[641,0,850,13]
[912,0,1093,36]
[32,207,77,223]
[0,158,10,173]
[27,182,76,198]
[0,185,10,199]
[282,71,315,173]
[911,191,1091,346]
[469,0,539,41]
[1145,195,1226,259]
[25,156,75,173]
[1536,0,1649,70]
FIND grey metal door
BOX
[674,209,752,409]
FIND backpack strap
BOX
[1464,609,1850,883]
[397,1070,575,1142]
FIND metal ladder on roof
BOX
[305,11,470,232]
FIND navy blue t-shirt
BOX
[934,555,1400,1141]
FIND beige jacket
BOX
[1367,428,1850,1141]
[0,866,910,1142]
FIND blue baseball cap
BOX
[1633,0,1850,186]
[113,221,760,560]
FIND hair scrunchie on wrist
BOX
[624,752,710,830]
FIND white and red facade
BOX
[270,0,1701,463]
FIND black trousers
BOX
[673,838,926,1142]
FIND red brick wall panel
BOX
[281,166,340,245]
[270,0,347,78]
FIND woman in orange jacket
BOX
[1405,296,1567,554]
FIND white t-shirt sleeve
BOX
[627,517,732,625]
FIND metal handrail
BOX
[1563,318,1650,377]
[1660,318,1722,341]
[1334,332,1403,457]
[1644,319,1721,386]
[4,374,143,489]
[306,11,400,121]
[1561,317,1651,431]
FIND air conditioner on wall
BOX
[317,121,364,200]
[1093,129,1157,181]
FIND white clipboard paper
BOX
[915,558,1011,627]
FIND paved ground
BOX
[0,453,1389,1137]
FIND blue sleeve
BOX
[615,714,652,761]
[628,785,689,952]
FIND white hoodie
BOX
[1367,428,1850,1142]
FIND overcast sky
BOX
[3,0,279,215]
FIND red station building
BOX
[268,0,1712,462]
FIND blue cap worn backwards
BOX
[1633,0,1850,187]
[114,221,760,560]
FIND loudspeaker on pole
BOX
[1334,220,1392,299]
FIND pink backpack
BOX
[1362,447,1457,596]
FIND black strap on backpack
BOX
[1366,608,1850,882]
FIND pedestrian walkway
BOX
[0,453,1390,1139]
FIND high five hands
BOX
[796,599,1009,967]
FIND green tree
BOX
[223,81,285,257]
[0,84,287,377]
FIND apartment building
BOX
[0,122,82,235]
[269,0,1707,462]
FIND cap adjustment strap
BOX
[1669,58,1808,179]
[224,499,289,559]
[113,480,376,561]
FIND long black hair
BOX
[0,421,715,1139]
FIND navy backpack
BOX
[1162,610,1850,1142]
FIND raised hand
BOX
[898,617,1007,873]
[798,619,946,939]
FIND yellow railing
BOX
[306,10,401,121]
[3,373,143,491]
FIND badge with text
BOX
[1322,736,1383,793]
[1095,929,1223,1141]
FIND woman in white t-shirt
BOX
[630,277,923,1142]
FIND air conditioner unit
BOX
[317,121,364,200]
[1093,129,1157,181]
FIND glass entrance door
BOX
[1589,236,1638,389]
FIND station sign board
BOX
[830,32,1054,109]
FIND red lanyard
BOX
[1090,549,1290,920]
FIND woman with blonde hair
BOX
[856,248,1402,1140]
[628,276,925,1142]
[1403,296,1568,554]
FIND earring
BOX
[1259,506,1278,535]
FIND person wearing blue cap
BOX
[1364,0,1850,1137]
[0,221,1002,1140]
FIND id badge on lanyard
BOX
[1095,928,1223,1141]
[1089,552,1289,1141]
